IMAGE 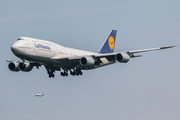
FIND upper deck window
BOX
[17,38,25,41]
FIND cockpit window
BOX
[17,38,24,40]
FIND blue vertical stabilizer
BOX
[98,30,117,54]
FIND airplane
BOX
[35,92,45,97]
[7,30,176,78]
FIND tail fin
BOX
[98,30,117,54]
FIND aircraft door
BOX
[24,39,32,54]
[32,42,38,55]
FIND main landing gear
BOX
[60,68,83,77]
[60,69,68,77]
[47,69,55,78]
[46,67,83,78]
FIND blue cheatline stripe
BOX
[98,30,117,54]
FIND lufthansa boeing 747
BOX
[7,30,176,78]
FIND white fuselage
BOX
[11,37,97,68]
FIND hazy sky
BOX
[0,0,180,120]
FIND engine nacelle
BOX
[8,62,20,72]
[116,53,130,63]
[80,57,95,67]
[19,61,33,72]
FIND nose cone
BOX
[11,41,25,55]
[11,42,19,55]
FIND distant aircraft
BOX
[7,30,176,78]
[35,92,45,97]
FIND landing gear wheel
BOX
[52,74,55,78]
[49,74,51,78]
[72,72,75,76]
[61,72,66,77]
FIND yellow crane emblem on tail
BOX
[108,36,114,50]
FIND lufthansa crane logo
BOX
[108,36,114,50]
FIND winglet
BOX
[160,45,177,49]
[129,45,176,54]
[98,30,117,54]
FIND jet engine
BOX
[19,61,33,72]
[116,53,130,63]
[80,57,95,67]
[8,62,20,72]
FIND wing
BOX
[128,45,176,54]
[52,46,175,69]
[51,45,176,69]
[96,45,176,57]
